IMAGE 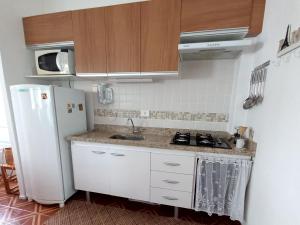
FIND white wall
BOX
[105,60,235,113]
[232,0,300,224]
[227,48,255,132]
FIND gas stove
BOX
[171,132,231,149]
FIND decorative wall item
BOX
[278,25,300,57]
[279,25,291,51]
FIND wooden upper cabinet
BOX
[23,12,73,45]
[181,0,253,32]
[141,0,181,72]
[72,8,107,73]
[248,0,266,36]
[105,3,140,73]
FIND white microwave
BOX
[35,49,75,75]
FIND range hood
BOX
[178,27,252,60]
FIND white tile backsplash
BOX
[66,59,237,131]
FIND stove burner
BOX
[196,133,215,147]
[172,132,190,145]
[171,132,231,149]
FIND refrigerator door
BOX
[53,86,87,200]
[10,85,64,203]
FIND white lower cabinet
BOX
[71,142,150,202]
[72,143,110,195]
[71,142,195,208]
[109,148,150,201]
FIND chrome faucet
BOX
[127,118,139,134]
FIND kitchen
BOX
[0,0,299,225]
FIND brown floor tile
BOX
[0,191,9,198]
[36,205,59,216]
[0,196,14,207]
[6,214,36,225]
[0,207,9,222]
[11,201,38,213]
[35,214,51,225]
[6,208,34,221]
[89,204,113,225]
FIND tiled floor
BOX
[45,194,241,225]
[0,181,59,225]
[0,180,240,225]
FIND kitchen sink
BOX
[109,134,145,141]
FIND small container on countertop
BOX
[236,138,246,149]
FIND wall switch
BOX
[141,110,150,117]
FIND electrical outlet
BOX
[141,110,150,118]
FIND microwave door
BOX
[56,52,69,73]
[38,53,60,72]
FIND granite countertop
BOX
[68,125,256,157]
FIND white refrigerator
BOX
[10,85,87,207]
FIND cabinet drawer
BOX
[150,188,192,209]
[151,153,194,174]
[151,171,193,192]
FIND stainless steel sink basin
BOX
[110,134,145,141]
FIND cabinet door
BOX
[71,143,110,195]
[23,12,73,45]
[109,148,150,201]
[105,3,141,73]
[72,8,107,74]
[181,0,253,32]
[141,0,181,72]
[248,0,266,36]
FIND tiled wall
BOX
[91,60,237,131]
[95,109,228,122]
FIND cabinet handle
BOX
[162,196,178,201]
[164,162,181,167]
[111,153,125,157]
[92,151,106,155]
[162,179,179,184]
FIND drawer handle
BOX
[111,153,125,157]
[164,162,181,167]
[162,196,178,201]
[162,179,179,184]
[92,151,106,155]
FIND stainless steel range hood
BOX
[178,27,252,60]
